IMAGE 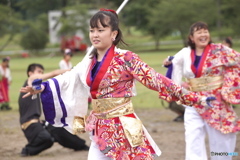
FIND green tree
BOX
[15,0,63,20]
[20,25,48,54]
[149,0,218,47]
[0,4,23,51]
[119,0,160,49]
[57,4,92,45]
[220,0,240,38]
[36,14,49,34]
[122,0,158,31]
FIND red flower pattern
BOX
[89,44,240,159]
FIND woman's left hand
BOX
[200,96,216,108]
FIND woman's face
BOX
[190,28,210,49]
[89,20,117,53]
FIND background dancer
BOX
[163,21,240,160]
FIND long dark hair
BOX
[187,21,212,49]
[89,9,127,58]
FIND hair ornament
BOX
[100,8,116,14]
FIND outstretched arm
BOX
[27,69,69,86]
[20,69,69,98]
[124,51,215,107]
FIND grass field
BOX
[8,50,172,111]
[4,29,240,111]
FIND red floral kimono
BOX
[170,43,240,134]
[85,45,200,159]
[41,45,203,160]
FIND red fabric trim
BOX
[196,45,210,77]
[190,44,211,77]
[124,113,135,118]
[190,50,196,75]
[87,45,115,99]
[86,60,96,88]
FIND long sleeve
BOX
[123,51,199,106]
[220,45,240,104]
[164,64,173,79]
[171,47,192,85]
[41,61,90,133]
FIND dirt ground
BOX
[0,108,239,160]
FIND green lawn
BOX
[131,51,173,108]
[8,50,171,111]
[7,40,240,111]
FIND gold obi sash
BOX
[91,97,134,119]
[90,97,143,147]
[187,76,223,92]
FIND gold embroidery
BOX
[119,116,144,147]
[187,76,223,92]
[91,97,134,119]
[72,116,86,134]
[91,98,143,147]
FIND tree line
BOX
[0,0,240,52]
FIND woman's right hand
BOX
[181,82,190,90]
[163,58,172,66]
[163,56,174,67]
[20,79,45,98]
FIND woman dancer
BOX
[163,21,240,160]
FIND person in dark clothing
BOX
[45,122,88,151]
[19,63,89,157]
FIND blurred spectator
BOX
[59,48,73,70]
[222,37,233,48]
[0,57,12,110]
